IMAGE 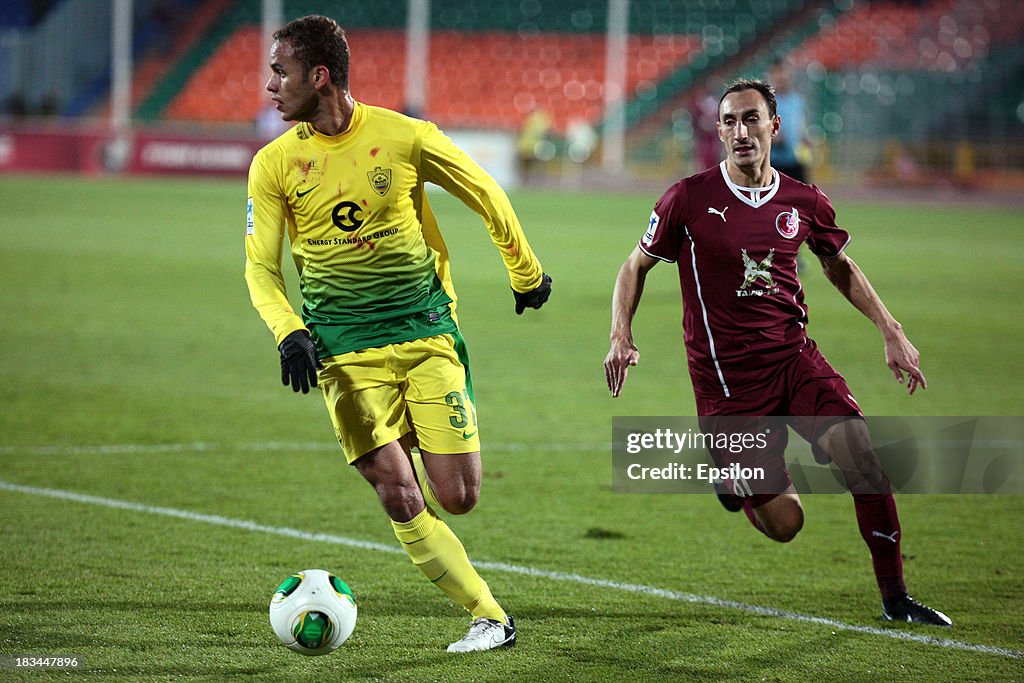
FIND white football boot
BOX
[446,615,516,652]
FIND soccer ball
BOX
[269,569,357,655]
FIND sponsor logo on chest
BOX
[736,248,779,297]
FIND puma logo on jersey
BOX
[871,530,900,543]
[707,206,729,222]
[740,249,776,290]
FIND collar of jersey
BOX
[719,161,780,208]
[301,101,365,148]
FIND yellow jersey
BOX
[245,102,543,357]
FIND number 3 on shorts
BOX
[445,390,476,431]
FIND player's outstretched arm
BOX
[418,123,544,295]
[605,248,659,397]
[819,252,927,394]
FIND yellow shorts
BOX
[318,333,480,464]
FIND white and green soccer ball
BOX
[269,569,357,655]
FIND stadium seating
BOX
[164,26,699,131]
[152,0,798,131]
[136,0,1023,183]
[93,0,231,117]
[787,0,1024,140]
[795,0,1024,72]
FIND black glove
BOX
[278,329,323,394]
[513,273,552,315]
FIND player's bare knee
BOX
[757,498,804,543]
[427,456,481,514]
[437,484,478,515]
[376,481,424,520]
[766,515,804,543]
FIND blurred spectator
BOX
[4,91,28,119]
[565,117,597,164]
[516,108,553,181]
[255,103,290,140]
[147,0,187,55]
[768,59,810,182]
[692,89,721,170]
[31,0,55,25]
[38,92,59,117]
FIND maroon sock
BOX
[853,493,907,599]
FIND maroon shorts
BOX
[695,340,862,505]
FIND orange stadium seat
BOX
[793,0,1024,72]
[165,26,264,122]
[164,25,698,131]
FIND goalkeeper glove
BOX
[278,329,323,394]
[513,273,552,315]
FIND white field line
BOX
[0,479,1021,661]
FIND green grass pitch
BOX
[0,174,1021,681]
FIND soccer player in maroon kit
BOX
[604,79,951,626]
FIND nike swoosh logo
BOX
[461,430,477,440]
[296,185,320,198]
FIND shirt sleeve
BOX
[417,122,544,293]
[639,181,685,263]
[244,149,307,345]
[805,185,851,258]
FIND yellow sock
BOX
[410,449,441,510]
[392,507,506,623]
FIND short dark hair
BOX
[719,78,777,119]
[274,15,350,89]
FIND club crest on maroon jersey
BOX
[739,248,778,294]
[775,208,800,239]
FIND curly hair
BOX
[719,78,777,119]
[274,15,350,89]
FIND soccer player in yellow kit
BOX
[244,15,551,652]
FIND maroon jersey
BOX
[640,163,850,399]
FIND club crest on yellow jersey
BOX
[367,166,392,196]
